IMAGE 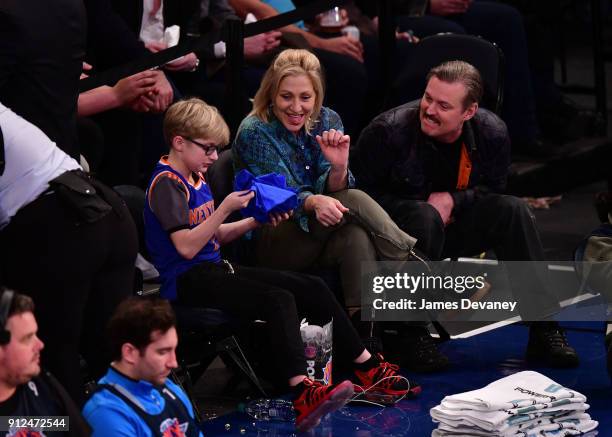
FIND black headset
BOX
[0,288,14,345]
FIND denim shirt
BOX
[233,106,355,232]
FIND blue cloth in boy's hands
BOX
[233,169,298,223]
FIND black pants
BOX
[380,194,560,317]
[380,194,542,261]
[177,263,365,380]
[0,189,137,405]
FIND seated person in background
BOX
[77,62,159,172]
[387,0,545,155]
[0,288,91,437]
[0,0,85,159]
[78,63,159,117]
[144,97,417,431]
[82,297,202,437]
[0,102,137,405]
[292,0,420,131]
[83,0,176,186]
[229,0,369,135]
[351,60,579,370]
[233,49,417,313]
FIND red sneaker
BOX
[353,354,421,403]
[293,378,354,432]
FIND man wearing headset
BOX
[0,288,91,436]
[0,102,137,405]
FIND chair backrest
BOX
[385,33,505,115]
[206,149,235,207]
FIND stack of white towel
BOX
[431,371,598,436]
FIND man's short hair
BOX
[1,288,34,323]
[163,98,230,148]
[426,61,483,108]
[107,297,176,361]
[1,289,34,345]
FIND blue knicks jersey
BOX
[144,158,221,300]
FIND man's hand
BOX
[113,70,157,107]
[134,70,174,113]
[244,31,282,60]
[310,194,349,227]
[317,36,364,63]
[429,0,471,16]
[145,40,168,53]
[316,129,350,169]
[427,192,455,226]
[219,190,255,214]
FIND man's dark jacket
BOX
[350,100,511,214]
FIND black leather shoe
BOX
[398,329,450,373]
[526,322,579,368]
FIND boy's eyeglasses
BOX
[184,137,223,156]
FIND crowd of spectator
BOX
[1,0,610,435]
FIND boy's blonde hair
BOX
[163,98,230,147]
[251,49,325,133]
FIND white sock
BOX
[606,322,612,336]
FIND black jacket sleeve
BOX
[351,116,400,201]
[84,0,148,71]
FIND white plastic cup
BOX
[341,25,360,41]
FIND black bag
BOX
[49,170,123,224]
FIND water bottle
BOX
[244,399,296,422]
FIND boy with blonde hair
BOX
[144,98,416,432]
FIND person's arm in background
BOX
[428,0,472,16]
[83,0,174,112]
[229,0,364,62]
[78,65,158,116]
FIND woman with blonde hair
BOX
[233,49,417,311]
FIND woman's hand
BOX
[316,129,350,169]
[309,195,348,227]
[267,210,293,227]
[219,190,255,214]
